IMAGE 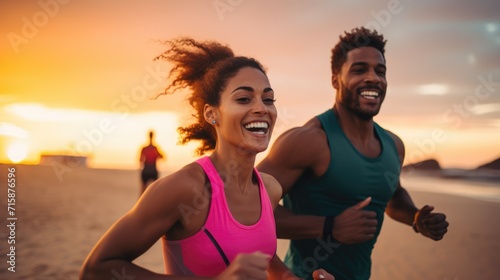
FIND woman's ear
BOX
[204,104,217,125]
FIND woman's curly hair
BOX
[155,38,267,155]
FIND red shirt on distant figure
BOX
[139,131,164,194]
[141,145,162,166]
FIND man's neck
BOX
[333,104,375,143]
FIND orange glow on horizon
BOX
[1,1,498,171]
[0,103,200,170]
[1,103,497,170]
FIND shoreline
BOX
[0,164,499,279]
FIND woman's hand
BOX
[215,252,271,280]
[312,269,335,280]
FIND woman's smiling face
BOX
[206,66,277,154]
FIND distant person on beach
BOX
[139,130,164,194]
[257,27,450,280]
[80,38,333,280]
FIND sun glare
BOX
[7,142,28,163]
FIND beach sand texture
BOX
[0,164,499,279]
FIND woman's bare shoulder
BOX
[258,172,282,208]
[142,161,207,204]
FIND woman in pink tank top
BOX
[81,38,334,280]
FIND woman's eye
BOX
[236,97,251,103]
[264,98,276,104]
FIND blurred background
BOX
[1,0,499,172]
[1,2,500,279]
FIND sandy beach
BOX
[0,164,499,279]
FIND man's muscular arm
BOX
[258,120,327,239]
[258,119,377,244]
[385,131,449,241]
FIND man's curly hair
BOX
[331,27,387,75]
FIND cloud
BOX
[0,123,29,139]
[4,103,93,122]
[471,103,500,115]
[417,84,450,96]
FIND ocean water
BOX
[401,174,500,203]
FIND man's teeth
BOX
[360,91,379,99]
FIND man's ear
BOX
[331,74,339,90]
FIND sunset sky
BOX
[1,0,499,171]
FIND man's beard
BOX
[339,87,382,121]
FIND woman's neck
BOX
[209,148,257,194]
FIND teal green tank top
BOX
[283,109,401,280]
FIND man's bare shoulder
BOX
[259,117,330,188]
[385,130,404,147]
[384,130,405,162]
[274,117,327,150]
[266,117,328,167]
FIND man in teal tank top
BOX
[258,27,449,280]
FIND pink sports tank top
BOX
[162,156,277,277]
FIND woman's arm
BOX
[80,164,204,280]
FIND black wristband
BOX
[323,216,334,241]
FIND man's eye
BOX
[377,70,386,76]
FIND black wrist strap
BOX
[323,216,334,241]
